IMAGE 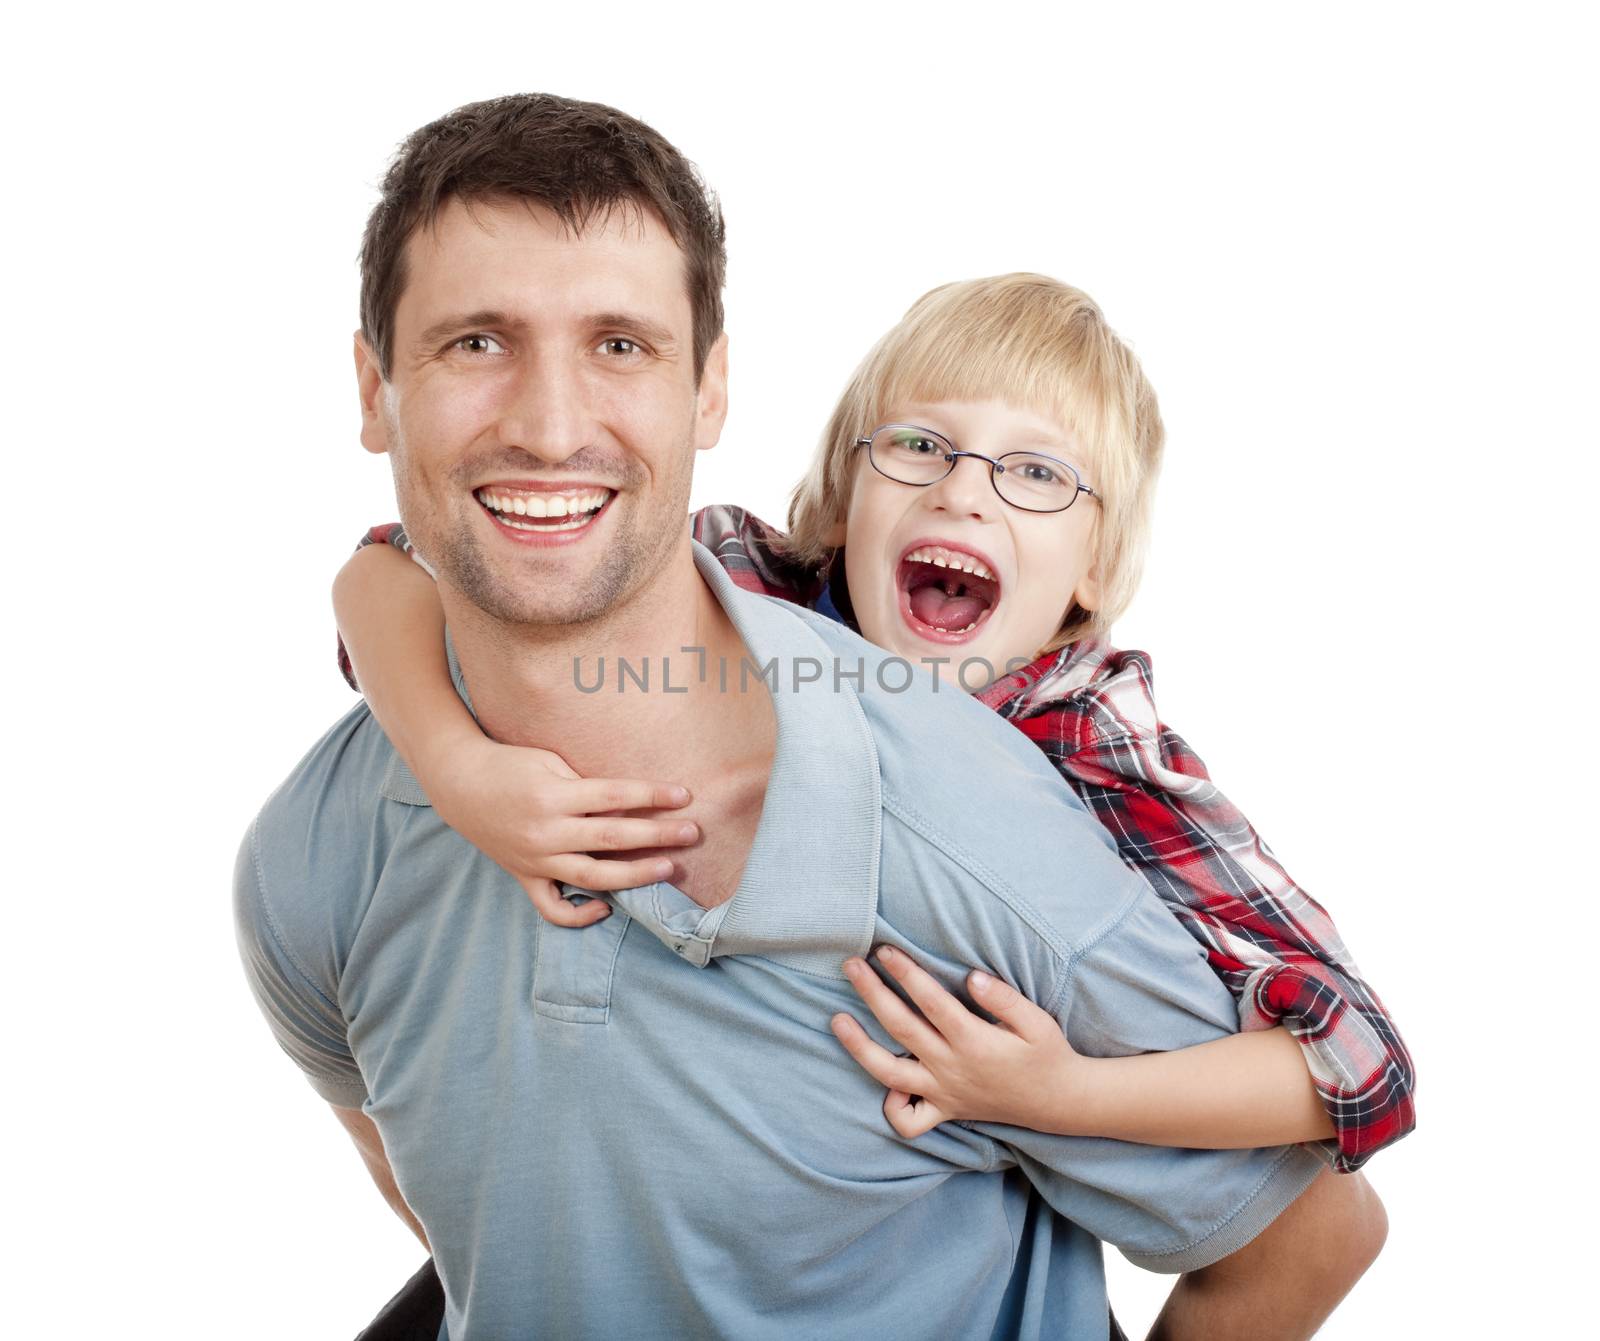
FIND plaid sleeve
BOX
[690,504,826,605]
[989,647,1416,1172]
[337,523,423,692]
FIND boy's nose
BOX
[925,453,999,520]
[493,356,593,465]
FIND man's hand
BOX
[1148,1167,1387,1340]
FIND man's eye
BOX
[454,334,505,356]
[599,337,641,357]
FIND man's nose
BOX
[925,453,999,521]
[493,354,592,465]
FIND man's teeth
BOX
[904,545,996,582]
[497,513,594,532]
[475,488,611,523]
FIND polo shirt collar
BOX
[388,540,881,981]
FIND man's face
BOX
[356,197,727,627]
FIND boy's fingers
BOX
[968,969,1055,1041]
[562,816,699,853]
[549,854,678,893]
[829,1014,934,1095]
[872,945,979,1044]
[565,779,693,815]
[525,748,582,781]
[521,877,612,927]
[841,957,947,1059]
[884,1089,945,1139]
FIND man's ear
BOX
[693,332,730,454]
[354,332,391,456]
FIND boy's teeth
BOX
[904,545,995,582]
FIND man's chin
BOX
[431,536,634,631]
[451,578,627,631]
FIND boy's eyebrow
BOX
[1013,437,1081,460]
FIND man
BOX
[236,93,1384,1339]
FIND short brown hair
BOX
[359,93,726,382]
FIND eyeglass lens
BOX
[869,427,1082,512]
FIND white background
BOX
[7,2,1594,1336]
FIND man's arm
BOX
[1150,1168,1387,1341]
[330,1106,430,1251]
[234,797,429,1248]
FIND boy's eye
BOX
[997,454,1082,506]
[1015,461,1062,484]
[454,334,505,356]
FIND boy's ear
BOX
[354,332,391,457]
[1072,563,1102,614]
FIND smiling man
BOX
[235,94,1378,1340]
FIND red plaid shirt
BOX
[341,507,1415,1171]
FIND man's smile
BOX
[473,484,618,543]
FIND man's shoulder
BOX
[764,602,1140,950]
[237,700,407,957]
[784,607,1094,807]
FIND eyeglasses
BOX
[856,424,1099,515]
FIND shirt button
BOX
[674,943,685,954]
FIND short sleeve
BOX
[233,819,369,1108]
[974,887,1325,1273]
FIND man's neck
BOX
[440,540,761,781]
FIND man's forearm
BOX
[1147,1169,1387,1341]
[359,1146,431,1251]
[331,1105,431,1251]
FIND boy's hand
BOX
[830,944,1089,1137]
[427,736,698,928]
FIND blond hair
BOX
[783,274,1164,652]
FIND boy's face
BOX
[840,399,1100,678]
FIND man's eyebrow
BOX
[413,310,679,352]
[588,312,678,349]
[415,311,523,349]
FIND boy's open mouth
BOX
[897,543,1001,640]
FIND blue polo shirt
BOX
[235,540,1322,1339]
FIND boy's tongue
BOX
[909,584,987,632]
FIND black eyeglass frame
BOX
[856,423,1100,515]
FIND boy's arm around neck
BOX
[332,539,485,788]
